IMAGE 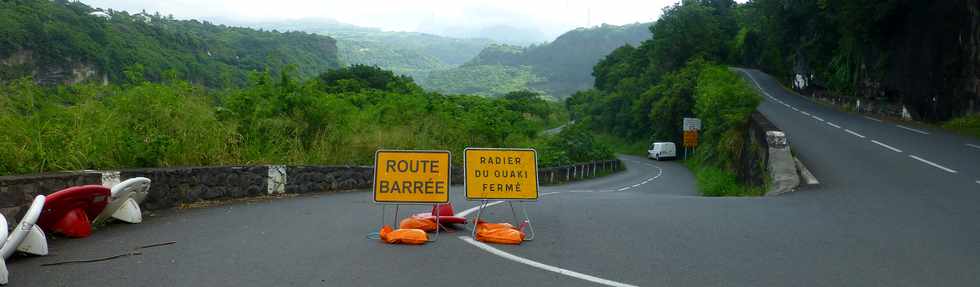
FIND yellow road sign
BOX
[373,150,451,203]
[683,131,699,148]
[464,148,538,201]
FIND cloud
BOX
[81,0,729,40]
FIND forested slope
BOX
[249,19,493,82]
[0,0,340,87]
[421,23,651,99]
[734,0,979,121]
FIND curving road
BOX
[8,69,980,286]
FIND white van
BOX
[647,142,677,161]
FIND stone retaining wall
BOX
[120,166,269,210]
[0,159,623,222]
[0,172,101,223]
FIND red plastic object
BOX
[414,203,467,224]
[37,185,110,238]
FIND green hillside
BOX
[248,19,493,81]
[420,23,652,99]
[0,0,340,87]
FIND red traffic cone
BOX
[415,203,467,224]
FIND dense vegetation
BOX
[420,64,544,98]
[422,23,651,99]
[0,64,616,176]
[250,19,493,83]
[569,1,762,196]
[0,0,340,87]
[733,0,979,121]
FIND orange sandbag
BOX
[475,221,525,245]
[399,215,437,232]
[379,225,428,245]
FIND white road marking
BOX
[845,129,866,138]
[459,237,640,287]
[743,69,764,87]
[801,111,811,116]
[966,144,980,150]
[871,140,903,153]
[976,180,980,185]
[896,125,930,135]
[908,155,957,174]
[791,107,800,112]
[826,122,841,129]
[812,116,824,122]
[455,159,665,287]
[540,192,561,196]
[864,116,883,123]
[617,187,630,191]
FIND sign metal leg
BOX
[471,200,489,239]
[428,203,441,242]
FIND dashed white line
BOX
[897,125,930,135]
[540,191,561,196]
[966,144,980,150]
[631,184,641,188]
[871,140,903,153]
[864,116,883,123]
[975,180,980,185]
[826,122,841,129]
[812,116,824,122]
[844,129,866,138]
[617,187,630,191]
[459,237,639,287]
[801,111,811,116]
[908,155,957,174]
[791,107,800,112]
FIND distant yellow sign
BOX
[464,148,538,201]
[683,131,699,148]
[373,150,451,203]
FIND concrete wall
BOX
[740,111,801,196]
[0,159,623,222]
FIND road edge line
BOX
[458,236,640,287]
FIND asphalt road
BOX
[8,69,980,286]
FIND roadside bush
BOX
[538,122,614,167]
[943,114,980,139]
[687,162,763,197]
[0,79,238,174]
[0,65,572,176]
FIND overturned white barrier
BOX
[0,195,48,285]
[95,177,151,224]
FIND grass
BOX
[684,160,765,197]
[943,114,980,139]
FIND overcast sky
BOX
[82,0,703,40]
